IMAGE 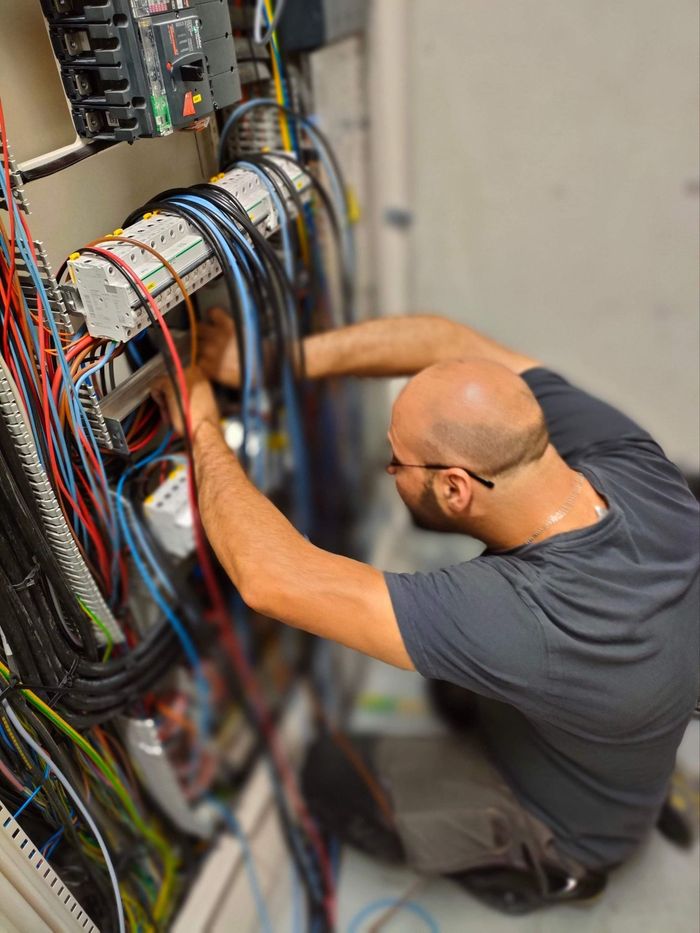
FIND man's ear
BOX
[439,469,473,513]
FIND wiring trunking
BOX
[40,0,242,140]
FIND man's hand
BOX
[198,307,240,388]
[153,364,220,437]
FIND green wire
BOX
[77,598,114,662]
[0,662,177,918]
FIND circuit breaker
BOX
[40,0,241,140]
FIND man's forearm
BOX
[301,314,538,380]
[193,420,303,604]
[192,418,413,667]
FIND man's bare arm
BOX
[199,309,539,386]
[194,418,414,669]
[303,315,539,379]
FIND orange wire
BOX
[157,701,198,738]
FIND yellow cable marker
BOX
[346,187,361,224]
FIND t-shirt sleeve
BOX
[521,367,657,464]
[385,560,548,711]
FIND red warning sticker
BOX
[182,92,196,117]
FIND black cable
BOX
[0,418,185,720]
[18,141,119,184]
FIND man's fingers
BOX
[197,324,218,343]
[197,341,218,363]
[206,306,232,327]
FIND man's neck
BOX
[466,446,607,551]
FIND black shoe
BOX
[452,866,607,916]
[657,798,696,849]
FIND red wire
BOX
[36,296,111,588]
[128,421,160,454]
[0,99,17,361]
[82,245,336,921]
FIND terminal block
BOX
[65,156,310,341]
[40,0,241,140]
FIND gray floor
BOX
[336,493,700,933]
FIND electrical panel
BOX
[39,0,242,140]
[1,3,368,928]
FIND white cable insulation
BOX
[253,0,287,45]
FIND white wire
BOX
[3,701,125,933]
[253,0,287,45]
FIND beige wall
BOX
[405,0,699,470]
[0,2,206,269]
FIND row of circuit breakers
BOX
[40,0,242,140]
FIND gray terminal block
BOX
[67,157,310,341]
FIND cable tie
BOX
[47,658,80,709]
[0,658,79,709]
[0,674,21,704]
[9,561,40,592]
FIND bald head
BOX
[393,359,549,480]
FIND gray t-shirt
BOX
[385,368,700,870]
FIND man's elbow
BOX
[236,568,287,621]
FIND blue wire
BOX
[227,163,312,530]
[209,800,275,933]
[165,196,261,440]
[290,857,304,933]
[73,341,117,393]
[14,219,117,546]
[261,2,300,155]
[0,178,118,557]
[264,758,324,905]
[40,825,65,858]
[0,721,16,753]
[44,831,64,860]
[4,290,80,515]
[114,433,212,738]
[346,898,441,933]
[9,765,50,823]
[218,99,354,290]
[15,231,112,531]
[117,496,176,599]
[329,834,341,882]
[127,340,144,368]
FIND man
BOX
[159,310,699,913]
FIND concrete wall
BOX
[405,0,699,470]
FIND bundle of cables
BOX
[1,123,347,933]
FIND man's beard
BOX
[405,478,458,532]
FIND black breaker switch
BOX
[39,0,242,141]
[180,60,205,83]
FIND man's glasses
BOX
[387,456,495,489]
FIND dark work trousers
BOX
[301,682,588,890]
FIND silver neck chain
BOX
[522,471,585,546]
